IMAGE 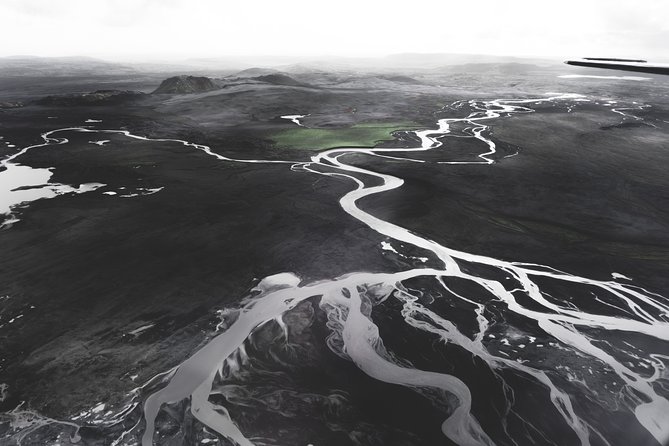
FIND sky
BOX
[1,0,668,62]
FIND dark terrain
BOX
[1,57,668,445]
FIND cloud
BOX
[1,0,667,61]
[1,0,71,18]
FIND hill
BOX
[253,73,305,87]
[153,75,218,94]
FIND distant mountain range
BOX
[0,56,138,76]
[0,54,567,77]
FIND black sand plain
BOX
[1,62,669,445]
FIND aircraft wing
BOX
[565,58,669,75]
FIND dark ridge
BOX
[253,73,306,87]
[565,60,669,75]
[584,57,647,63]
[35,90,146,106]
[234,67,279,77]
[379,75,423,84]
[152,75,218,94]
[600,121,655,131]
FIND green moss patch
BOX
[271,122,420,151]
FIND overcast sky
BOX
[1,0,668,62]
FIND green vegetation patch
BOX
[271,122,420,151]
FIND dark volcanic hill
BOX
[253,73,309,87]
[153,75,218,94]
[234,67,279,77]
